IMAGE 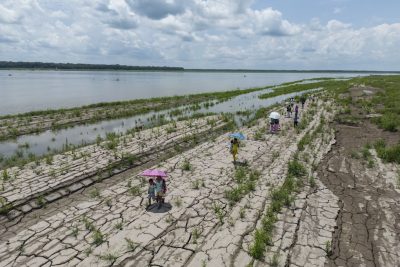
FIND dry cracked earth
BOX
[317,90,400,267]
[0,94,399,267]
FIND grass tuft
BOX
[181,159,192,171]
[374,139,400,164]
[92,229,105,246]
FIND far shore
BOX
[2,68,399,73]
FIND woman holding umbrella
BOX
[231,138,239,162]
[141,169,167,209]
[269,112,280,133]
[155,176,167,206]
[229,133,245,163]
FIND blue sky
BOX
[252,0,400,27]
[0,0,399,70]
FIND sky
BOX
[0,0,399,70]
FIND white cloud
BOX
[252,8,301,36]
[327,19,351,31]
[309,18,323,31]
[125,0,185,20]
[0,0,399,70]
[0,4,21,23]
[193,0,252,19]
[333,7,342,14]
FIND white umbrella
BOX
[269,112,280,120]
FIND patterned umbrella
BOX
[141,169,167,178]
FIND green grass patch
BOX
[353,75,400,131]
[249,160,306,260]
[181,159,192,171]
[298,132,311,151]
[0,197,13,215]
[259,81,324,99]
[225,168,260,205]
[377,113,399,132]
[99,252,118,263]
[92,229,105,246]
[374,139,400,164]
[288,160,307,177]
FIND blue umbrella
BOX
[229,132,245,140]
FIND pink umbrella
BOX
[141,169,168,178]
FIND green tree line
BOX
[0,61,184,71]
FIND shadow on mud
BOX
[234,160,248,167]
[146,202,173,213]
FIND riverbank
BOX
[0,86,266,141]
[0,79,320,169]
[0,94,327,266]
[0,75,399,266]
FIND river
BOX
[0,70,363,115]
[0,70,371,160]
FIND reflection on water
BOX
[0,70,360,115]
[0,86,319,158]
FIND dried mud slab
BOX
[239,100,340,267]
[318,124,400,267]
[0,116,226,218]
[261,111,339,267]
[0,99,327,267]
[313,85,400,267]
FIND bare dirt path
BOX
[317,85,400,267]
[318,122,400,267]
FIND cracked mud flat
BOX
[0,98,333,267]
[0,116,226,219]
[318,123,400,267]
[253,101,340,267]
[2,92,397,267]
[317,86,400,267]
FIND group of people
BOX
[230,96,308,162]
[287,96,307,127]
[147,176,167,208]
[147,95,310,207]
[287,101,300,127]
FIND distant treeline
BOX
[186,69,400,74]
[0,61,184,71]
[1,61,399,73]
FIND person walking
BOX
[155,176,165,209]
[231,138,240,163]
[294,112,299,127]
[286,104,292,118]
[294,104,299,127]
[301,96,306,109]
[146,179,156,208]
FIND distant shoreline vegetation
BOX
[1,61,399,73]
[0,61,184,71]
